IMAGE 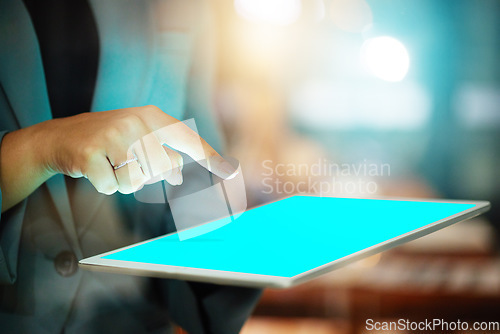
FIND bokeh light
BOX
[234,0,301,26]
[360,36,410,82]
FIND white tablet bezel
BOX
[79,196,490,289]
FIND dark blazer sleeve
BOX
[168,280,262,334]
[0,130,26,284]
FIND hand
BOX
[0,105,237,212]
[40,105,236,195]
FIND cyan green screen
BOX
[103,196,474,278]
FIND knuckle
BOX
[130,172,146,185]
[100,183,118,195]
[80,145,99,161]
[122,176,145,194]
[103,127,121,141]
[145,105,162,114]
[118,186,134,195]
[101,114,147,149]
[118,114,143,132]
[128,182,145,194]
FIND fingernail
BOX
[209,156,239,180]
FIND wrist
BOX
[29,120,58,178]
[0,122,58,211]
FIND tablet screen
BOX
[101,196,477,278]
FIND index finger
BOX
[154,120,237,180]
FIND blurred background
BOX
[205,0,500,333]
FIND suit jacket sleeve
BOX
[168,280,262,334]
[0,130,26,284]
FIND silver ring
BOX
[113,157,138,170]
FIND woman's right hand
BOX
[0,105,235,212]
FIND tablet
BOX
[79,196,490,288]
